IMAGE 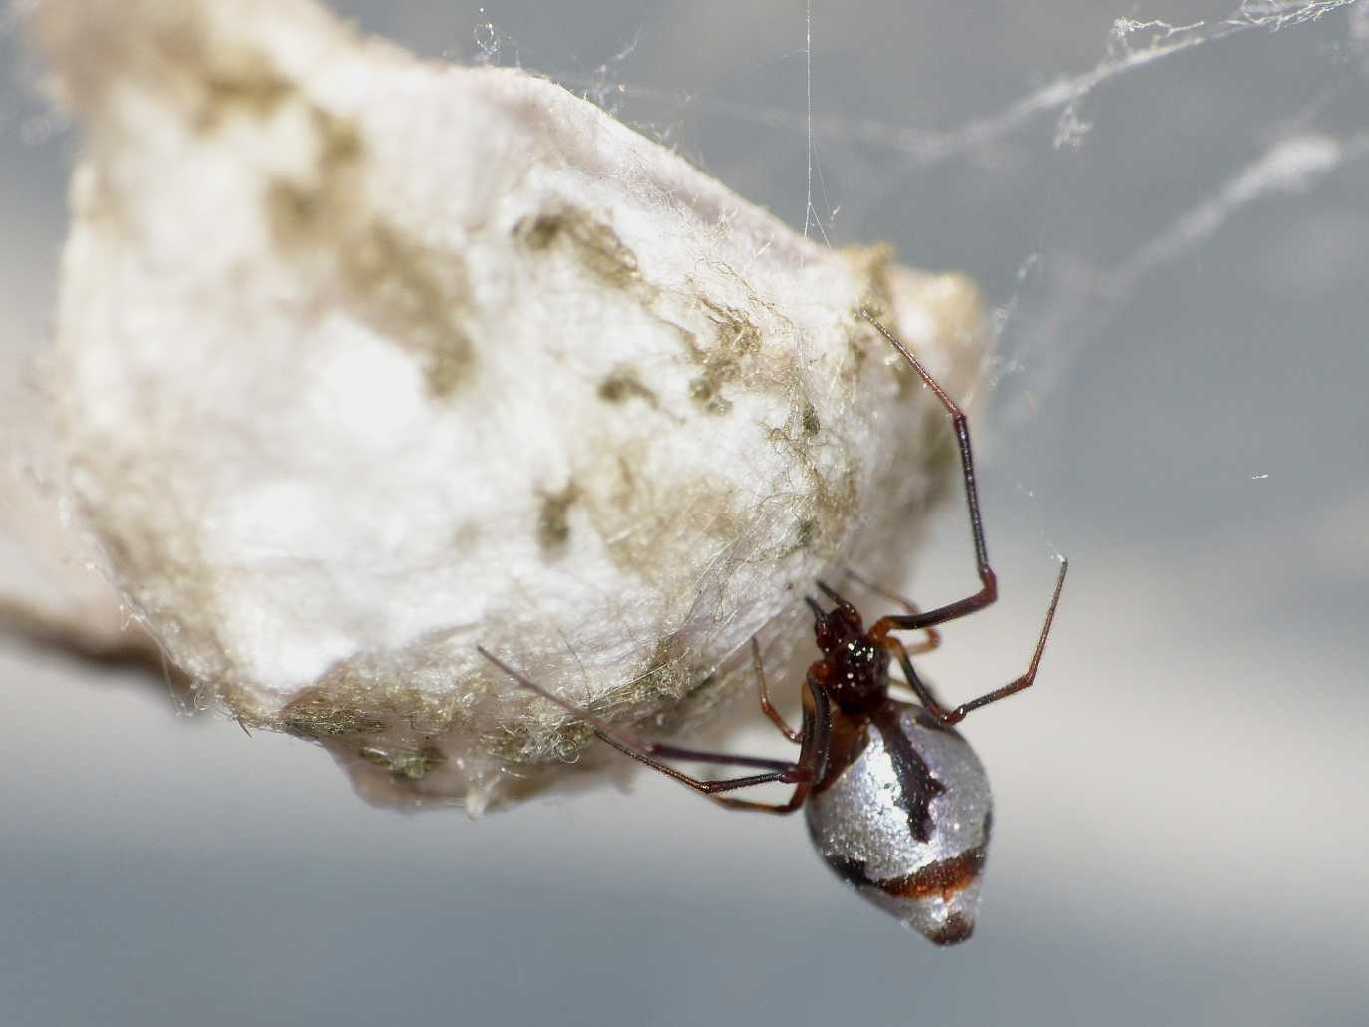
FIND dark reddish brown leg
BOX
[881,636,954,711]
[840,567,941,655]
[596,731,808,796]
[753,637,802,743]
[886,559,1067,724]
[710,782,812,814]
[861,312,999,635]
[478,646,812,810]
[713,677,833,813]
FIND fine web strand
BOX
[566,0,1363,168]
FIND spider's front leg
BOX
[862,311,999,636]
[880,558,1067,725]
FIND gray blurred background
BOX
[4,1,1368,1025]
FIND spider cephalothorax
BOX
[807,587,892,715]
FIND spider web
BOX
[572,0,1366,405]
[6,0,1365,612]
[452,2,1355,461]
[6,0,1357,591]
[499,0,1368,564]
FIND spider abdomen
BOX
[804,701,993,945]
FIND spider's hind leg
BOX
[477,646,813,812]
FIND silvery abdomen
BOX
[804,702,993,945]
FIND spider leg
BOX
[752,637,802,743]
[598,730,814,812]
[477,646,812,809]
[709,787,812,814]
[839,566,942,655]
[712,672,834,813]
[882,635,955,716]
[861,312,1001,635]
[594,733,804,805]
[884,558,1067,725]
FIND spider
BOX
[480,310,1067,945]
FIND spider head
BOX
[807,583,888,711]
[806,591,864,654]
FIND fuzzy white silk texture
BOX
[28,0,988,809]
